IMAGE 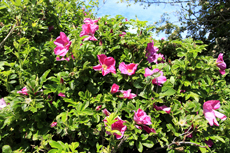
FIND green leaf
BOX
[133,79,143,89]
[159,87,176,97]
[2,145,12,153]
[40,69,51,85]
[48,149,58,153]
[49,140,61,149]
[142,140,154,148]
[199,147,207,153]
[210,136,225,143]
[136,141,143,152]
[69,142,79,152]
[141,134,148,140]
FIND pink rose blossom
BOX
[110,83,119,94]
[153,104,171,114]
[216,53,227,75]
[83,18,98,24]
[96,105,102,111]
[203,100,227,126]
[58,92,66,97]
[17,87,29,95]
[93,54,116,76]
[205,139,214,147]
[142,125,156,134]
[144,68,167,86]
[54,32,72,56]
[119,62,138,76]
[161,37,165,40]
[153,53,165,64]
[125,18,128,21]
[146,40,159,54]
[105,118,127,139]
[51,122,57,127]
[134,109,152,125]
[119,89,136,99]
[80,19,99,41]
[0,98,7,110]
[102,109,111,116]
[119,32,126,37]
[110,119,127,139]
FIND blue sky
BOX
[93,0,186,39]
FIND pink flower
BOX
[110,83,119,94]
[54,32,72,56]
[153,104,171,114]
[146,40,159,54]
[216,53,226,75]
[144,68,167,86]
[203,100,227,126]
[125,18,128,21]
[58,92,66,97]
[205,140,214,147]
[180,90,186,93]
[119,89,136,99]
[119,62,138,76]
[102,109,111,116]
[96,105,102,111]
[83,18,98,24]
[134,109,152,125]
[51,122,57,127]
[142,125,156,134]
[80,20,99,41]
[17,87,29,95]
[119,32,126,37]
[161,37,165,40]
[93,54,116,76]
[153,53,165,64]
[0,98,7,110]
[105,118,127,139]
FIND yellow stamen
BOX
[102,64,107,70]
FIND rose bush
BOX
[0,0,230,153]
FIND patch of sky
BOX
[89,0,193,40]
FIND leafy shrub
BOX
[0,0,230,153]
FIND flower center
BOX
[64,42,68,47]
[127,69,132,73]
[102,64,107,70]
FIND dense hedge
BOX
[0,0,230,153]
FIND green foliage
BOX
[0,0,230,153]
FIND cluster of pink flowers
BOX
[145,40,165,64]
[216,53,227,75]
[144,68,167,86]
[93,54,138,77]
[80,18,99,41]
[110,83,136,99]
